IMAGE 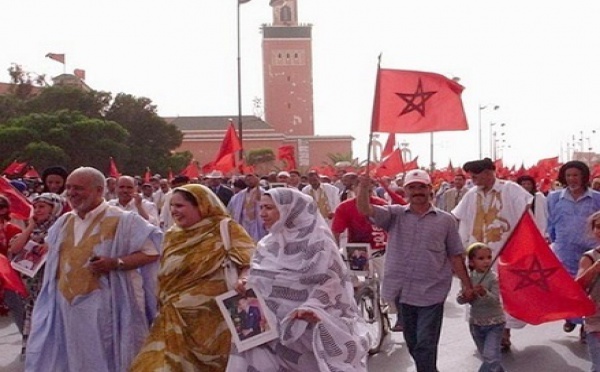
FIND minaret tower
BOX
[262,0,314,136]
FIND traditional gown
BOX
[25,203,162,372]
[131,184,255,372]
[227,187,370,372]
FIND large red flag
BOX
[211,122,242,174]
[0,255,27,297]
[277,145,297,171]
[108,157,121,178]
[536,156,560,171]
[498,211,595,325]
[371,69,468,134]
[0,177,32,220]
[381,133,396,158]
[374,148,404,177]
[45,53,65,64]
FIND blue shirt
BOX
[371,204,464,306]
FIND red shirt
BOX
[331,197,388,251]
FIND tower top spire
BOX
[270,0,298,26]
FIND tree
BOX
[0,111,129,171]
[7,63,46,100]
[105,93,183,175]
[26,85,111,119]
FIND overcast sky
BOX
[3,0,600,169]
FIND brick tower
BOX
[262,0,314,136]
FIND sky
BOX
[2,0,600,169]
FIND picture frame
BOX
[11,240,48,278]
[342,242,372,276]
[215,287,279,352]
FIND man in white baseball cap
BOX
[356,170,474,372]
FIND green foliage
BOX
[246,148,276,165]
[26,86,111,119]
[105,93,183,174]
[0,111,129,171]
[1,66,185,176]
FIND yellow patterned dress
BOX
[131,184,255,372]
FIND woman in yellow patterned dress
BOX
[131,184,255,372]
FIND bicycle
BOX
[345,246,391,355]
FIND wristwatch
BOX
[117,258,125,270]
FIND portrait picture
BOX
[11,240,48,278]
[343,243,372,275]
[215,287,278,352]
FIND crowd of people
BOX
[0,157,600,371]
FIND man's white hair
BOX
[69,167,106,192]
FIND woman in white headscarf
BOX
[9,192,64,355]
[227,187,369,372]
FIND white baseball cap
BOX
[403,169,431,187]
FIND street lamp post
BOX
[478,104,499,159]
[237,0,252,162]
[489,122,505,159]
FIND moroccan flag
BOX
[74,68,86,80]
[536,156,560,171]
[45,53,65,64]
[403,156,419,171]
[212,122,242,174]
[108,157,121,178]
[2,160,27,176]
[381,133,396,158]
[498,211,595,325]
[0,255,27,297]
[144,168,151,183]
[374,148,404,177]
[371,69,468,134]
[0,177,32,220]
[23,166,40,179]
[181,160,200,179]
[277,145,296,171]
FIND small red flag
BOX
[45,53,65,64]
[108,157,121,178]
[74,68,86,80]
[0,177,32,220]
[374,148,404,177]
[23,166,40,179]
[211,121,242,174]
[498,211,596,325]
[381,133,396,159]
[277,145,297,171]
[371,69,468,134]
[144,168,151,183]
[181,160,200,179]
[2,160,27,177]
[0,255,27,297]
[403,156,419,171]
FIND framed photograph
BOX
[342,243,372,275]
[11,240,48,278]
[215,287,278,352]
[268,182,287,189]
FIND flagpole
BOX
[236,0,244,165]
[429,132,434,172]
[367,54,383,176]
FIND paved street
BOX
[0,277,593,371]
